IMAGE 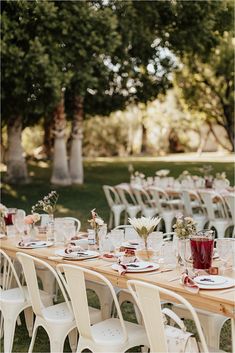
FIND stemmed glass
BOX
[110,229,124,253]
[178,239,192,271]
[216,238,234,274]
[14,210,26,239]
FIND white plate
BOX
[55,249,99,260]
[194,275,227,286]
[197,277,235,290]
[17,241,54,249]
[112,261,159,273]
[122,241,140,249]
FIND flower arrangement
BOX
[199,165,213,177]
[155,169,170,178]
[31,191,59,215]
[24,213,41,225]
[173,215,197,239]
[88,209,104,246]
[215,172,227,181]
[128,216,161,250]
[178,170,191,181]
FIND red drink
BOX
[190,237,214,270]
[4,208,17,226]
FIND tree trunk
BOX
[140,122,148,154]
[6,115,29,184]
[43,117,54,160]
[50,97,71,186]
[69,95,84,184]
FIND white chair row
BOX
[103,184,235,237]
[1,250,229,352]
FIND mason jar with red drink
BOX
[190,230,214,270]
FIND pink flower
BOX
[24,213,40,224]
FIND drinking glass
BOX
[63,221,76,245]
[190,230,214,270]
[178,239,192,270]
[110,229,124,253]
[162,241,177,269]
[148,232,164,261]
[14,210,26,238]
[4,208,17,226]
[216,238,234,273]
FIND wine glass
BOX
[216,239,234,274]
[178,239,192,271]
[110,229,124,253]
[15,210,26,238]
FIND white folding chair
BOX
[224,194,235,237]
[103,185,125,228]
[127,280,212,353]
[0,250,52,353]
[199,191,232,238]
[181,189,208,230]
[131,185,158,218]
[58,264,149,353]
[148,186,176,233]
[16,253,78,353]
[116,184,141,220]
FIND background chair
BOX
[131,185,158,218]
[224,194,235,236]
[116,184,141,220]
[103,185,125,228]
[181,189,208,230]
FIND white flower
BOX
[32,213,41,223]
[128,216,161,237]
[155,169,170,177]
[95,218,104,226]
[0,203,8,217]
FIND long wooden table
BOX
[1,236,235,348]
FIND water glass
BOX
[15,210,26,238]
[162,241,177,269]
[216,238,235,273]
[63,221,76,245]
[110,229,124,252]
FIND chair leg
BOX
[3,316,17,353]
[113,210,122,228]
[28,321,39,353]
[49,337,65,353]
[68,328,78,352]
[108,211,113,229]
[24,307,34,337]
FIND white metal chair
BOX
[58,264,149,353]
[103,185,126,228]
[127,280,211,353]
[16,253,78,353]
[198,191,232,238]
[116,184,141,220]
[0,250,52,353]
[148,186,176,233]
[181,189,208,230]
[132,186,158,218]
[224,194,235,236]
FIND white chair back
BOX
[0,250,24,295]
[57,264,128,343]
[127,280,209,353]
[114,225,140,241]
[199,191,227,221]
[103,185,122,208]
[116,184,137,207]
[131,186,153,209]
[16,252,72,317]
[62,217,81,232]
[148,186,169,213]
[224,194,235,225]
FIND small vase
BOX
[135,249,155,262]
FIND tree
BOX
[175,33,234,151]
[1,1,66,183]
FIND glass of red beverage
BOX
[190,230,214,270]
[4,208,17,226]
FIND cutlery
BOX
[147,268,173,275]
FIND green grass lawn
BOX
[1,159,234,352]
[2,159,234,229]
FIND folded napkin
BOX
[116,261,154,276]
[180,271,199,294]
[64,243,85,254]
[18,239,46,248]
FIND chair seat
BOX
[42,302,74,324]
[0,286,51,305]
[91,317,146,345]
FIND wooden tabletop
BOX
[1,235,235,319]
